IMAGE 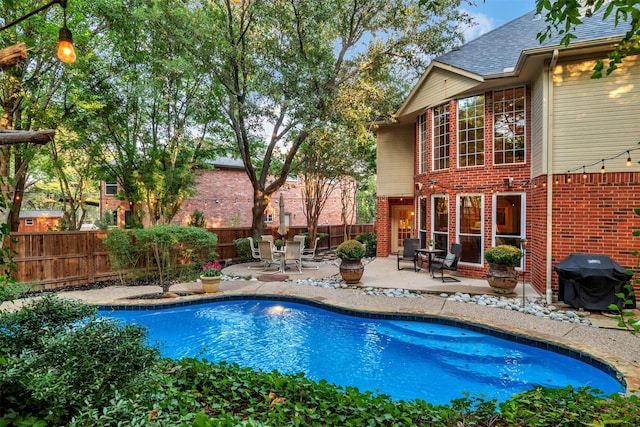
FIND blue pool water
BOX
[101,299,624,404]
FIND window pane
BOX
[459,195,482,264]
[419,114,428,173]
[493,87,525,165]
[432,104,450,170]
[457,96,485,168]
[433,196,449,250]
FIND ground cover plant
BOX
[1,295,639,426]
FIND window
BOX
[432,103,450,170]
[494,193,525,268]
[105,182,117,195]
[124,210,132,227]
[457,96,485,167]
[25,219,34,226]
[458,194,483,264]
[418,197,427,247]
[418,113,428,173]
[432,195,449,251]
[494,87,525,164]
[263,204,274,223]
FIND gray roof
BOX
[435,8,630,76]
[20,210,64,218]
[211,157,245,169]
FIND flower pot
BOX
[486,263,518,294]
[339,258,364,284]
[201,276,221,293]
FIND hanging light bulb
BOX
[57,3,76,63]
[582,166,587,181]
[566,174,571,184]
[600,160,606,174]
[554,176,559,185]
[627,151,632,167]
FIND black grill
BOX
[554,253,635,311]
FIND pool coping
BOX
[91,280,640,394]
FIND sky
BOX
[463,0,538,41]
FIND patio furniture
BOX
[258,240,281,272]
[246,237,264,269]
[396,238,420,271]
[431,243,462,282]
[301,236,320,269]
[283,241,303,273]
[415,247,445,272]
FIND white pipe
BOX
[545,49,559,304]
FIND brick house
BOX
[375,8,640,301]
[17,209,63,232]
[101,157,349,230]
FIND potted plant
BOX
[201,260,222,293]
[427,239,436,250]
[336,239,366,284]
[274,239,284,250]
[484,245,523,294]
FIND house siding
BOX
[376,123,415,197]
[399,68,481,118]
[552,56,640,174]
[530,68,546,178]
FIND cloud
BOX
[461,10,495,42]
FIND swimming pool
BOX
[101,298,624,404]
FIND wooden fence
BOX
[10,224,374,290]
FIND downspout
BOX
[545,49,559,304]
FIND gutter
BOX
[545,49,559,304]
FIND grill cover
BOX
[554,253,634,310]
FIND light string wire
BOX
[419,143,640,194]
[563,144,640,176]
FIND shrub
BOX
[484,245,523,265]
[103,228,140,284]
[0,296,159,425]
[356,232,377,257]
[336,239,366,259]
[234,237,253,261]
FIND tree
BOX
[76,0,226,227]
[188,0,471,238]
[536,0,640,77]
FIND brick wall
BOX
[102,168,348,228]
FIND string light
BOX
[565,173,571,184]
[582,166,587,181]
[627,151,632,167]
[600,159,606,175]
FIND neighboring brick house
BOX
[101,157,349,229]
[18,210,63,232]
[375,8,640,301]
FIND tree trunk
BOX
[250,190,270,239]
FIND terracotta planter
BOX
[486,263,518,294]
[339,258,364,284]
[201,276,221,293]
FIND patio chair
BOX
[293,235,306,248]
[301,236,320,269]
[284,241,303,273]
[396,238,420,271]
[246,237,265,269]
[430,243,462,282]
[258,240,281,272]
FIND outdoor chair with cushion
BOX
[258,240,281,272]
[431,243,462,282]
[396,238,420,271]
[301,236,320,269]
